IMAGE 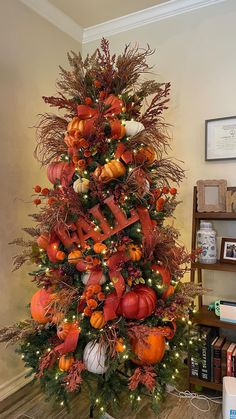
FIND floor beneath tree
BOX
[0,381,222,419]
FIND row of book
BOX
[190,326,236,384]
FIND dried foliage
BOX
[9,238,35,271]
[35,114,68,165]
[129,366,157,391]
[22,227,40,237]
[36,350,56,378]
[42,94,77,113]
[150,158,185,186]
[64,360,86,392]
[0,320,41,346]
[99,323,119,358]
[57,51,88,100]
[128,125,170,159]
[140,82,171,127]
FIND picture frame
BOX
[205,116,236,161]
[220,238,236,264]
[196,179,227,212]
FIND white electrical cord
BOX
[166,386,222,413]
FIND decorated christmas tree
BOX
[1,40,202,416]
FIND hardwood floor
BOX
[0,381,222,419]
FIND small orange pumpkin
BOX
[110,119,126,140]
[90,311,106,329]
[131,329,165,364]
[128,244,142,261]
[57,321,79,341]
[56,250,66,261]
[58,354,75,372]
[116,338,125,353]
[93,243,107,254]
[136,146,156,165]
[67,117,81,133]
[68,250,82,264]
[94,160,126,182]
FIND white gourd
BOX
[125,121,144,137]
[73,177,89,193]
[83,341,108,374]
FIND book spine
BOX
[190,356,199,377]
[227,350,233,376]
[213,348,222,383]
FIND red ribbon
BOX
[137,207,155,249]
[104,251,130,321]
[115,142,133,164]
[151,264,171,287]
[55,323,80,355]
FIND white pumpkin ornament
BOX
[83,341,108,374]
[73,177,89,194]
[125,121,144,137]
[81,271,106,285]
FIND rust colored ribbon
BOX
[137,206,155,249]
[115,142,133,164]
[150,264,171,287]
[77,95,123,120]
[55,324,80,355]
[104,250,130,321]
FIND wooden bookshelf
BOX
[192,306,236,330]
[189,376,222,391]
[194,212,236,220]
[192,261,236,272]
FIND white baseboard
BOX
[0,370,32,402]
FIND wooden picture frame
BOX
[220,238,236,264]
[197,179,227,212]
[205,116,236,161]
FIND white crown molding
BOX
[0,370,32,401]
[83,0,226,43]
[20,0,83,43]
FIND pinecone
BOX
[60,263,77,276]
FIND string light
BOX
[60,401,64,406]
[137,396,141,401]
[21,354,25,359]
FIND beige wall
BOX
[0,0,81,386]
[83,0,236,303]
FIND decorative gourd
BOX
[128,244,142,261]
[125,121,144,137]
[90,311,106,329]
[118,285,157,320]
[110,119,126,140]
[93,243,107,254]
[56,250,66,261]
[67,117,81,133]
[58,354,75,372]
[94,160,126,182]
[131,329,165,364]
[57,321,79,341]
[83,341,108,374]
[30,288,53,324]
[116,338,125,353]
[73,177,90,194]
[47,161,75,185]
[81,271,106,285]
[37,232,50,250]
[136,146,156,165]
[68,250,82,264]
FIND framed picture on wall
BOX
[205,116,236,161]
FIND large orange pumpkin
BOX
[131,329,166,364]
[94,160,126,182]
[90,311,106,329]
[30,288,53,324]
[136,146,156,165]
[58,354,75,371]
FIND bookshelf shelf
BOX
[192,261,236,272]
[189,186,236,392]
[192,306,236,330]
[189,376,222,391]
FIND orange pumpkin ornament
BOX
[90,311,106,329]
[94,160,126,182]
[128,244,142,261]
[136,146,156,165]
[57,321,79,341]
[116,338,125,353]
[56,250,66,261]
[162,285,175,300]
[93,243,107,254]
[67,117,81,133]
[68,250,82,264]
[131,329,166,364]
[30,288,53,324]
[58,354,75,372]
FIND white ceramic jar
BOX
[197,221,217,264]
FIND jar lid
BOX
[200,221,212,229]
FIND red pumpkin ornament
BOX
[131,329,165,364]
[30,288,53,324]
[118,285,157,320]
[47,161,75,185]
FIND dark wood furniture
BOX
[189,186,236,392]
